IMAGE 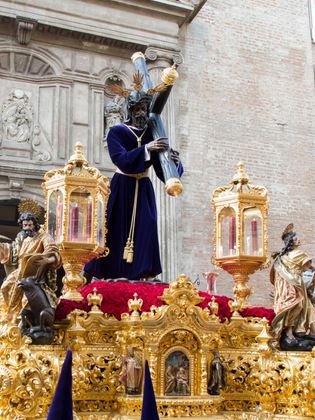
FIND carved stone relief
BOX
[1,89,33,144]
[32,125,52,162]
[0,89,52,161]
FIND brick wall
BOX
[176,0,315,306]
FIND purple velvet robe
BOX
[86,123,180,280]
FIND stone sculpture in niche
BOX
[103,75,126,147]
[104,95,125,143]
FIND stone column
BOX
[145,46,183,283]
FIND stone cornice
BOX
[0,0,206,49]
[0,164,113,179]
[35,23,146,53]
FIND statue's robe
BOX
[271,249,315,338]
[85,123,182,280]
[1,231,61,320]
[208,357,225,395]
[165,367,176,394]
[119,353,142,393]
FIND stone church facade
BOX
[0,0,314,306]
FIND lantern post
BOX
[212,162,269,309]
[42,142,110,301]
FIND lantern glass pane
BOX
[97,196,104,246]
[68,188,92,242]
[48,190,63,243]
[242,207,263,256]
[218,208,237,257]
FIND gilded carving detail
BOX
[159,330,199,353]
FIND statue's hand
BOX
[33,255,54,279]
[170,149,180,166]
[146,137,169,152]
[303,260,313,271]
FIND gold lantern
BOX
[212,162,269,309]
[42,143,110,301]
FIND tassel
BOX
[127,250,134,263]
[122,167,140,265]
[123,239,131,260]
[126,241,134,263]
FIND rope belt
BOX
[120,124,147,263]
[115,168,149,179]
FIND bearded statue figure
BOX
[0,211,61,325]
[270,223,315,351]
[85,53,183,282]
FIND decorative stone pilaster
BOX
[145,46,183,283]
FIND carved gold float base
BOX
[0,275,313,419]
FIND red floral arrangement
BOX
[55,281,275,324]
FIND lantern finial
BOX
[68,142,88,166]
[232,161,249,187]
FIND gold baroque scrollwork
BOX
[0,365,14,399]
[74,399,118,414]
[89,354,121,393]
[224,353,259,394]
[118,396,223,418]
[159,329,199,354]
[0,346,57,418]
